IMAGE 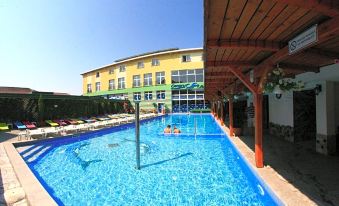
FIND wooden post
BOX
[229,98,233,137]
[254,93,264,168]
[220,101,224,125]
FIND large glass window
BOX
[109,79,115,90]
[195,69,204,82]
[171,69,204,84]
[179,70,187,83]
[152,59,160,66]
[95,82,100,91]
[87,84,92,93]
[144,91,153,100]
[156,91,166,100]
[144,73,152,86]
[133,75,141,87]
[156,72,165,85]
[118,78,125,89]
[171,71,179,83]
[133,92,141,101]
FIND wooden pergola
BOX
[204,0,339,168]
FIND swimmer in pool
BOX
[173,126,181,134]
[164,125,171,133]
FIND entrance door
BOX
[158,103,164,113]
[293,90,316,142]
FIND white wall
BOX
[268,63,339,130]
[268,91,294,126]
[335,83,339,134]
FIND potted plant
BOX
[264,67,304,98]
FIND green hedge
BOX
[190,109,211,113]
[0,95,129,126]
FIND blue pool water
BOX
[18,114,281,205]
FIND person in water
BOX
[164,125,171,133]
[173,126,181,134]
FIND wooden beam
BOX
[207,39,282,51]
[279,63,320,73]
[276,0,339,17]
[229,98,234,137]
[254,93,264,168]
[306,48,339,59]
[228,66,258,93]
[206,61,256,68]
[257,15,339,92]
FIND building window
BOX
[109,68,114,74]
[171,69,204,83]
[118,77,125,89]
[96,72,100,78]
[137,62,144,69]
[156,72,165,85]
[119,65,126,72]
[87,84,92,93]
[195,69,204,82]
[95,82,101,91]
[144,91,153,100]
[171,70,180,83]
[133,92,141,101]
[156,91,166,100]
[182,55,191,62]
[152,59,160,66]
[109,79,115,90]
[133,75,141,87]
[144,73,152,86]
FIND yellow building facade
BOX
[81,48,207,112]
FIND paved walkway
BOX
[0,141,27,206]
[236,133,339,206]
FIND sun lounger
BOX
[79,118,96,123]
[26,128,46,139]
[64,119,79,125]
[0,123,9,131]
[45,120,59,127]
[71,119,85,124]
[14,121,26,130]
[22,121,37,129]
[53,120,68,126]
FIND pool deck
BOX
[215,118,339,206]
[1,115,339,205]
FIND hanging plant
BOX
[264,67,304,93]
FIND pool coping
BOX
[3,142,58,205]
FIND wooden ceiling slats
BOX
[204,0,339,98]
[231,0,263,39]
[219,0,247,39]
[275,0,339,17]
[258,5,300,40]
[206,0,229,40]
[249,2,287,40]
[240,1,277,40]
[280,15,327,42]
[267,7,309,41]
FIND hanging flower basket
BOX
[264,67,304,93]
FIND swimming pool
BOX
[18,114,281,205]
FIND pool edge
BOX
[3,142,58,206]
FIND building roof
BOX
[0,86,70,95]
[81,47,203,75]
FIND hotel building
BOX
[81,48,208,112]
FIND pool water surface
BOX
[18,114,281,205]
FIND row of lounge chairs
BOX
[16,113,160,140]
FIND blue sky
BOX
[0,0,203,95]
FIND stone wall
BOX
[269,122,294,142]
